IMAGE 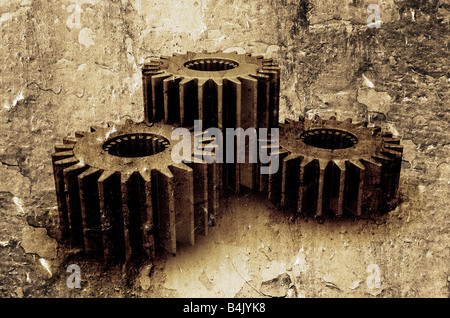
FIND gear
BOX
[142,51,280,129]
[259,116,403,218]
[51,119,219,264]
[142,51,280,191]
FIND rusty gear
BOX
[142,51,280,191]
[52,119,219,264]
[259,116,403,218]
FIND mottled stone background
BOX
[0,0,448,298]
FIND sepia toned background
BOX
[0,0,448,298]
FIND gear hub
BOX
[52,120,219,264]
[259,115,403,218]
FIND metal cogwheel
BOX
[259,115,403,218]
[51,119,219,264]
[142,51,280,130]
[142,52,280,192]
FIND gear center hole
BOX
[184,58,239,71]
[301,129,358,149]
[103,133,169,158]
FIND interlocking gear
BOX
[52,119,219,264]
[51,50,405,269]
[142,51,280,191]
[258,115,403,218]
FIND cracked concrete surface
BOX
[0,0,449,298]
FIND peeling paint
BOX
[78,27,96,48]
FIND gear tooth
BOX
[257,68,280,127]
[179,77,197,127]
[280,154,302,208]
[297,157,316,215]
[185,160,209,236]
[98,170,124,263]
[346,160,366,216]
[54,144,75,152]
[315,159,329,218]
[372,154,393,163]
[120,172,137,264]
[155,168,176,254]
[52,151,74,163]
[372,126,382,134]
[207,161,220,226]
[77,167,103,256]
[252,73,271,128]
[222,77,242,192]
[90,125,103,132]
[383,137,401,145]
[268,150,290,203]
[163,75,181,124]
[199,60,207,70]
[63,136,79,145]
[169,163,195,246]
[344,118,353,124]
[53,156,79,241]
[364,157,383,168]
[350,159,366,171]
[382,148,403,159]
[384,144,403,154]
[142,68,164,123]
[329,116,337,121]
[361,158,383,214]
[197,78,208,126]
[237,75,258,127]
[139,169,156,260]
[223,76,241,125]
[332,160,346,217]
[236,75,258,190]
[355,120,368,127]
[63,162,89,249]
[54,156,79,167]
[75,131,87,138]
[205,59,212,71]
[151,72,172,123]
[212,78,224,130]
[121,171,155,262]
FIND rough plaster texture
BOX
[0,0,449,298]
